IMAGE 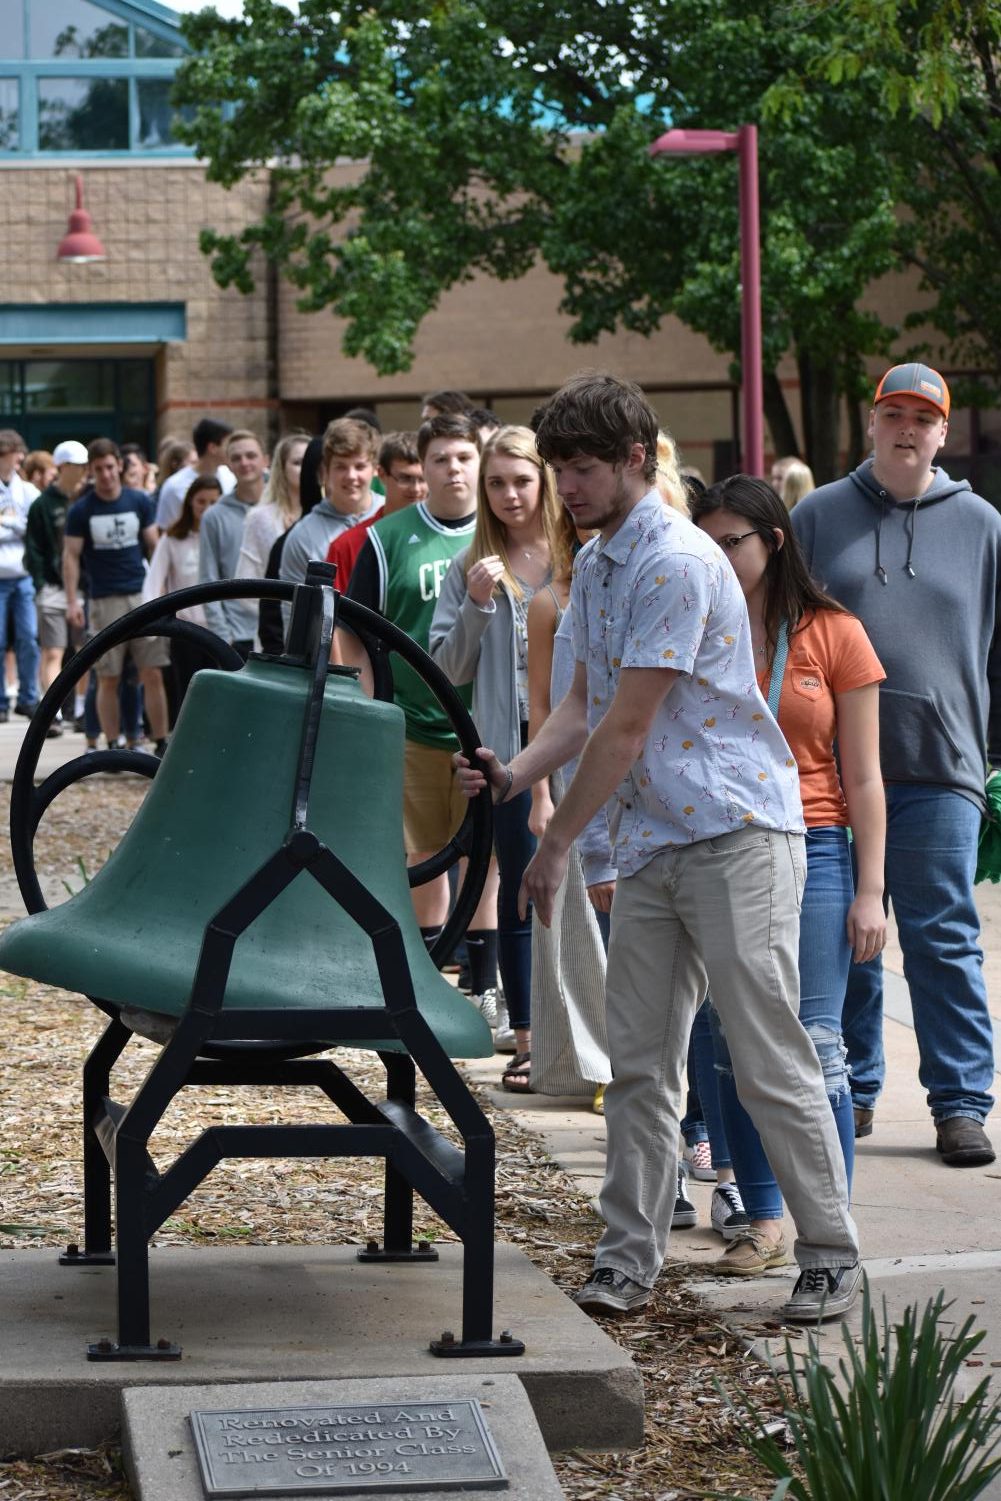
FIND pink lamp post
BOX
[649,126,763,477]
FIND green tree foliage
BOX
[174,0,909,477]
[795,0,1001,401]
[174,0,564,377]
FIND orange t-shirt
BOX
[759,609,885,827]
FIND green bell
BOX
[0,573,524,1364]
[0,654,491,1059]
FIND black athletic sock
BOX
[464,928,498,996]
[420,925,443,952]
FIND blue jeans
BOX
[711,826,855,1218]
[845,783,995,1124]
[680,1024,708,1147]
[0,575,39,710]
[493,787,535,1031]
[688,1000,732,1169]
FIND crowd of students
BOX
[9,361,997,1329]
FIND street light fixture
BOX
[57,174,107,264]
[649,125,763,477]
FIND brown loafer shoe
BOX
[935,1116,995,1166]
[713,1228,790,1277]
[853,1106,874,1139]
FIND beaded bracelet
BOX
[494,766,514,805]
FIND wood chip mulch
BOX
[0,777,790,1500]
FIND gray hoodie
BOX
[791,459,1001,812]
[279,496,383,629]
[199,491,259,644]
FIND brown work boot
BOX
[935,1116,995,1166]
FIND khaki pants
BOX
[597,824,858,1286]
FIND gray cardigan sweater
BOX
[430,551,616,883]
[428,547,522,764]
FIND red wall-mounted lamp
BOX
[57,174,107,264]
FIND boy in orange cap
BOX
[792,363,997,1167]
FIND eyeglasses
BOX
[719,530,759,552]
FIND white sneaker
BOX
[493,995,516,1053]
[468,988,497,1027]
[710,1181,750,1241]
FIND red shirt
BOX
[760,608,885,826]
[325,507,383,587]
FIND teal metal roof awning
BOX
[0,302,186,344]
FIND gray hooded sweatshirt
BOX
[791,459,1001,812]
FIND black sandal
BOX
[501,1051,533,1093]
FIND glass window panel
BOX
[0,361,21,415]
[30,0,127,59]
[136,77,192,148]
[0,0,25,57]
[0,77,18,148]
[118,361,152,416]
[24,361,115,412]
[134,24,186,59]
[38,75,128,150]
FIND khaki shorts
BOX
[403,739,467,854]
[89,593,170,677]
[37,584,69,651]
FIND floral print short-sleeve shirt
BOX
[570,490,804,875]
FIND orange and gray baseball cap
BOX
[874,362,950,419]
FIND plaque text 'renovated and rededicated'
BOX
[189,1399,508,1496]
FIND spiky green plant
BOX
[720,1280,1001,1501]
[61,854,92,898]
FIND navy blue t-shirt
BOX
[65,488,155,597]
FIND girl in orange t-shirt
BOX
[691,474,886,1278]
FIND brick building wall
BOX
[1,160,274,446]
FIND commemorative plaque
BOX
[189,1399,508,1496]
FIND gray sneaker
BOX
[573,1267,651,1315]
[782,1260,862,1323]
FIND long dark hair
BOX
[689,474,845,660]
[169,474,222,540]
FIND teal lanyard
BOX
[766,619,790,720]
